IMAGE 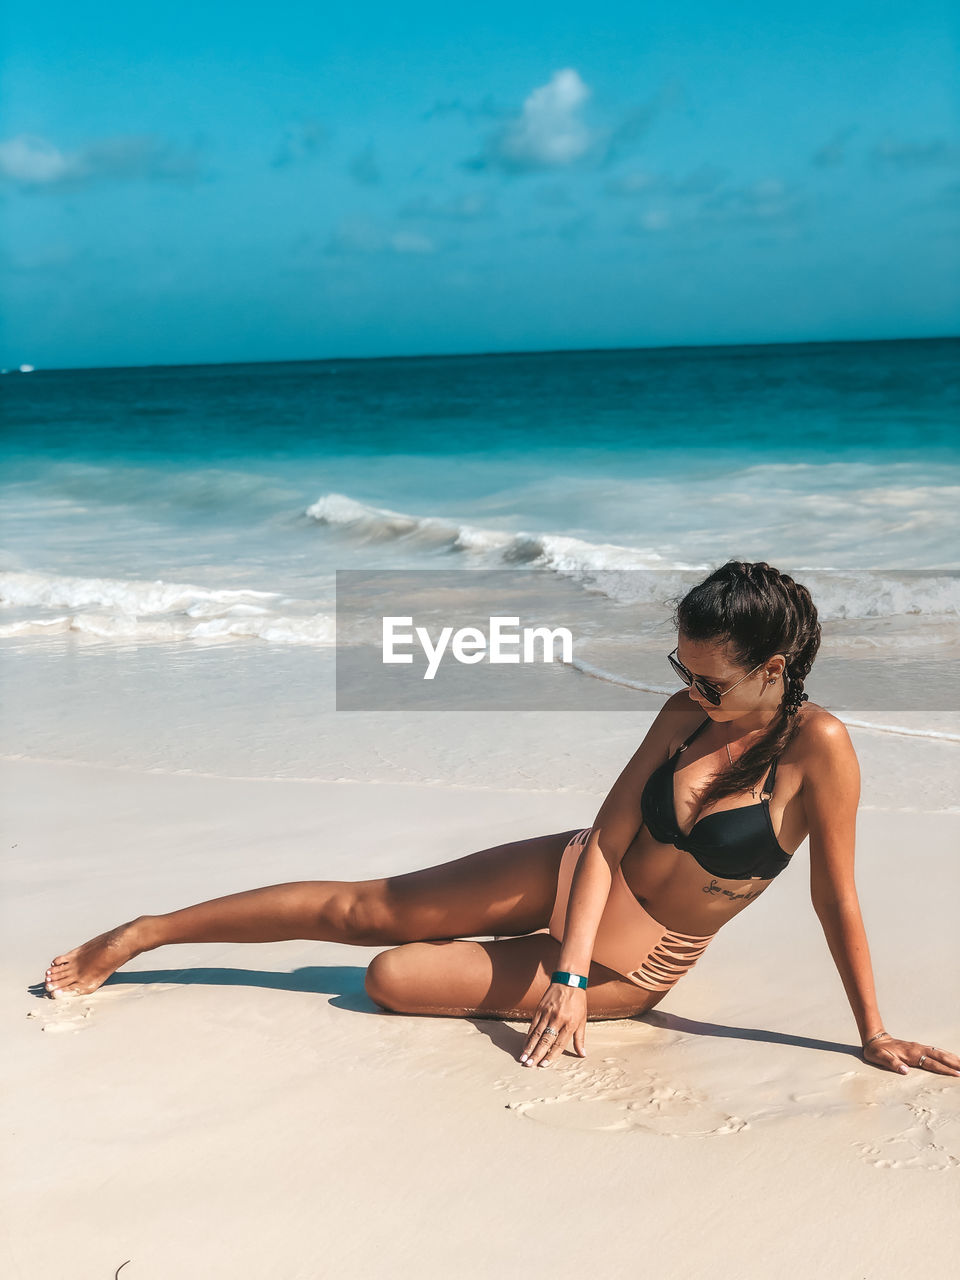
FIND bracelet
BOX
[551,970,587,989]
[863,1029,890,1047]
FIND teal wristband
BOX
[551,970,587,989]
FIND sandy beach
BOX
[3,710,959,1280]
[4,3,959,1269]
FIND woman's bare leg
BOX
[44,828,582,997]
[363,934,666,1024]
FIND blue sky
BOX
[1,2,957,369]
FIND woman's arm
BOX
[804,716,881,1039]
[519,692,691,1067]
[557,691,692,977]
[805,715,960,1077]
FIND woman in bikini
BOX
[43,561,959,1080]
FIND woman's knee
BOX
[330,882,396,946]
[364,944,418,1011]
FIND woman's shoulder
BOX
[658,691,709,747]
[635,692,707,765]
[789,703,858,766]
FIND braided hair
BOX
[672,561,821,809]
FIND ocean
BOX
[2,338,959,777]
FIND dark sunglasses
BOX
[667,646,764,707]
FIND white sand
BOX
[3,743,959,1280]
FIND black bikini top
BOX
[640,718,792,882]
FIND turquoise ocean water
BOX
[2,338,959,771]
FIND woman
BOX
[44,561,959,1080]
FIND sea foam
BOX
[305,492,960,621]
[0,571,335,646]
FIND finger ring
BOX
[543,1027,558,1036]
[917,1053,927,1067]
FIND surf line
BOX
[565,657,960,743]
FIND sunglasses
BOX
[667,646,764,707]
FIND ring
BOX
[543,1027,559,1036]
[917,1053,927,1068]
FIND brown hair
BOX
[672,560,821,808]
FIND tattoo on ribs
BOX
[701,878,763,903]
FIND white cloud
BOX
[399,192,494,220]
[605,165,726,198]
[324,217,382,256]
[640,208,671,231]
[0,132,203,189]
[0,136,78,184]
[471,69,595,173]
[606,170,659,196]
[871,134,960,170]
[698,177,803,224]
[388,231,436,254]
[324,217,436,257]
[623,208,673,236]
[622,176,804,237]
[518,211,593,242]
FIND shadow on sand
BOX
[28,964,861,1060]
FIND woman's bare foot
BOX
[44,919,146,997]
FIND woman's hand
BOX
[863,1034,960,1077]
[519,984,587,1067]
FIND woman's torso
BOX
[619,707,815,936]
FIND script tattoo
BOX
[701,878,763,903]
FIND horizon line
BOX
[4,331,958,375]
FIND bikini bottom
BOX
[548,828,716,993]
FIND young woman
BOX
[43,561,959,1080]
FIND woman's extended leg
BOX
[44,828,583,997]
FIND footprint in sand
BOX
[26,978,153,1034]
[498,1058,748,1137]
[26,991,95,1034]
[854,1085,960,1172]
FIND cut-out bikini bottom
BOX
[548,828,716,993]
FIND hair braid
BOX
[778,572,820,715]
